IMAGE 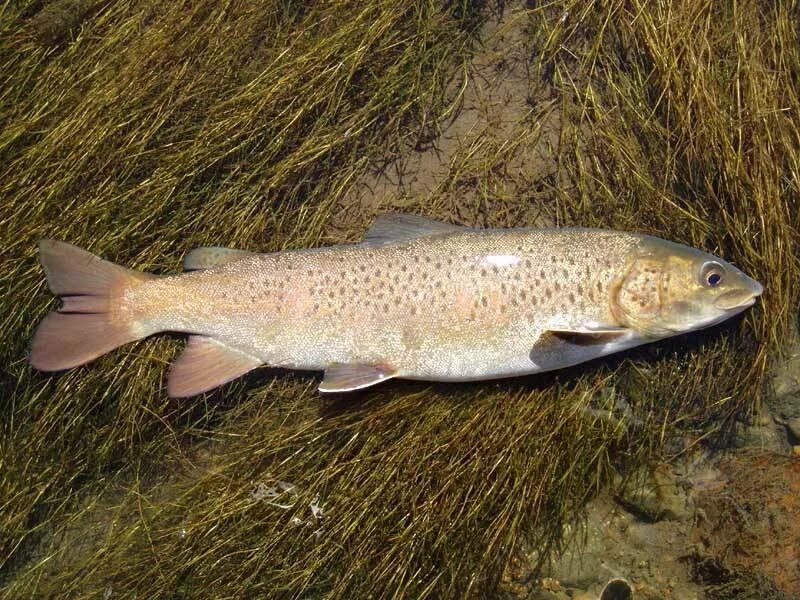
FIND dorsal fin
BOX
[182,247,256,270]
[362,213,467,246]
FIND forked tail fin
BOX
[30,240,157,371]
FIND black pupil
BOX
[707,272,721,286]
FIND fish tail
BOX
[30,240,157,371]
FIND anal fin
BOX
[319,363,395,393]
[182,247,256,270]
[167,336,262,397]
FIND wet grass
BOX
[1,0,799,598]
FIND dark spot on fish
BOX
[401,265,407,272]
[394,297,401,305]
[562,268,568,278]
[596,281,603,293]
[568,292,575,304]
[360,265,367,272]
[435,261,441,269]
[481,269,487,277]
[568,257,575,266]
[481,297,488,307]
[545,288,552,299]
[410,306,417,315]
[329,291,335,299]
[500,304,507,313]
[555,282,561,292]
[540,269,546,279]
[525,259,532,268]
[520,290,527,300]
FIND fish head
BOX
[612,236,763,337]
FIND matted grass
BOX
[1,0,798,598]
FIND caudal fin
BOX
[30,240,156,371]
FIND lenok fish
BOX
[30,214,763,396]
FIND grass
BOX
[1,0,799,598]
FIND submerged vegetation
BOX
[1,0,798,597]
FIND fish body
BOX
[30,214,763,396]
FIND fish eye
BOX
[700,261,724,287]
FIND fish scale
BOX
[132,229,637,379]
[29,213,763,396]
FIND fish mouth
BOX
[713,283,763,311]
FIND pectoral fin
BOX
[539,326,629,347]
[167,336,262,397]
[319,362,396,393]
[183,247,256,270]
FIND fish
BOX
[29,213,763,397]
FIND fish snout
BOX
[713,277,764,310]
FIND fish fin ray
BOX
[539,328,629,347]
[319,362,395,392]
[183,247,256,270]
[167,336,262,397]
[362,213,467,246]
[30,240,156,371]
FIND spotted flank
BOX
[30,213,763,396]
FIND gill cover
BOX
[610,252,669,337]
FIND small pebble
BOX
[792,445,800,457]
[787,417,800,441]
